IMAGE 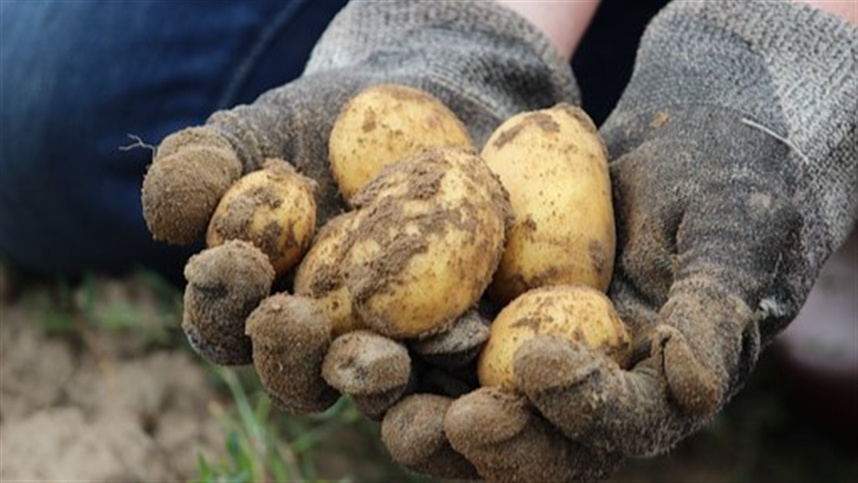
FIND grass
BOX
[12,268,180,349]
[196,366,429,483]
[1,262,426,482]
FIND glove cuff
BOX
[303,0,580,142]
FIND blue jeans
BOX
[0,0,663,283]
[0,0,347,282]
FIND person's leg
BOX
[0,0,347,283]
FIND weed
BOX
[196,366,432,483]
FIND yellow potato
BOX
[480,104,615,305]
[342,147,511,339]
[207,159,316,277]
[328,84,473,202]
[477,284,632,391]
[293,212,365,337]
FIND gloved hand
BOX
[141,0,576,244]
[146,0,577,426]
[381,1,858,481]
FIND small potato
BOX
[342,147,511,339]
[293,212,365,336]
[477,284,632,391]
[481,104,615,305]
[328,84,473,202]
[207,159,317,277]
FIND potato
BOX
[342,147,511,339]
[293,212,365,337]
[207,159,317,277]
[477,284,632,391]
[328,84,473,203]
[480,104,615,305]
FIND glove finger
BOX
[322,330,411,420]
[245,293,339,414]
[514,334,671,456]
[182,241,274,366]
[517,285,757,456]
[444,387,620,482]
[410,308,490,370]
[381,394,478,480]
[142,126,242,245]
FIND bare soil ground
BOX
[0,268,227,481]
[1,263,855,482]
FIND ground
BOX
[0,263,855,482]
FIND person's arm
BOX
[798,0,857,24]
[494,0,601,60]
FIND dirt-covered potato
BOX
[207,159,316,277]
[342,147,511,339]
[328,84,473,203]
[182,240,275,365]
[481,104,615,305]
[477,284,632,391]
[293,212,365,336]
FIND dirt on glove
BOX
[182,240,274,365]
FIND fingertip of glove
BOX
[142,127,242,245]
[181,241,274,366]
[444,387,530,447]
[381,394,479,479]
[155,126,235,160]
[322,330,411,396]
[245,293,340,414]
[654,325,724,416]
[513,335,603,393]
[411,309,490,369]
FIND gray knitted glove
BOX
[141,0,576,244]
[141,0,577,442]
[383,1,857,481]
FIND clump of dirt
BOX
[0,268,226,481]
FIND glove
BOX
[148,0,578,425]
[382,1,858,480]
[141,0,576,244]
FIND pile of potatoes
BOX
[175,83,632,412]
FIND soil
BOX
[1,262,856,482]
[0,268,227,481]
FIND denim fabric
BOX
[0,0,347,282]
[0,0,660,283]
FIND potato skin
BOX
[342,147,511,339]
[293,212,365,337]
[481,104,615,305]
[477,284,632,391]
[207,159,317,277]
[328,84,473,203]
